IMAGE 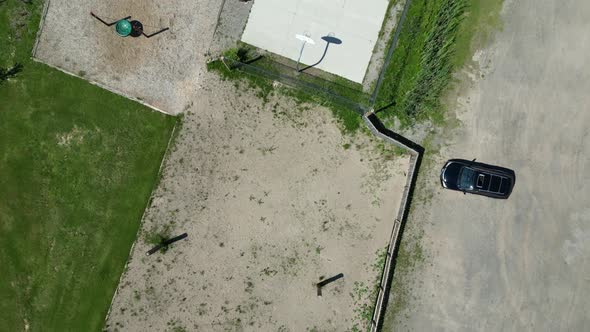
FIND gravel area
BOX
[34,0,221,114]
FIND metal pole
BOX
[295,34,315,71]
[296,41,307,71]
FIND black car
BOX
[440,159,515,199]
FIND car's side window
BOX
[476,174,485,188]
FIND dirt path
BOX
[385,0,590,330]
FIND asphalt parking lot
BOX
[388,0,590,330]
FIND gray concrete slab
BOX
[241,0,389,83]
[386,0,590,330]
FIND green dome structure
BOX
[115,19,132,37]
[90,12,169,39]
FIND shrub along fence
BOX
[220,55,370,115]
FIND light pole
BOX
[295,33,315,71]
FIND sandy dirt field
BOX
[385,0,590,330]
[34,0,221,114]
[104,71,410,331]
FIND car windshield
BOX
[458,167,475,190]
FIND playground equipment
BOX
[91,12,169,38]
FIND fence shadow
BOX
[222,55,370,114]
[364,113,424,332]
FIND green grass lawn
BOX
[375,0,503,126]
[0,1,176,331]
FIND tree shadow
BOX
[374,100,396,114]
[0,63,23,84]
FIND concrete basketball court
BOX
[241,0,389,83]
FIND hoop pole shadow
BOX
[299,35,342,72]
[299,43,330,72]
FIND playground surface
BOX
[105,71,410,332]
[241,0,389,83]
[34,0,220,114]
